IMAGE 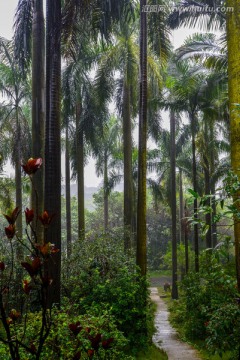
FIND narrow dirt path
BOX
[150,287,202,360]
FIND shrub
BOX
[62,233,153,353]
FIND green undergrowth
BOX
[136,344,168,360]
[158,282,239,360]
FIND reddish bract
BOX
[21,257,41,277]
[88,333,102,350]
[87,349,94,358]
[69,321,82,336]
[102,337,114,349]
[9,309,21,321]
[3,207,20,225]
[23,280,32,295]
[5,224,16,239]
[21,158,42,175]
[38,211,55,227]
[35,242,59,256]
[25,208,34,225]
[0,262,5,271]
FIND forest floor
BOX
[150,287,202,360]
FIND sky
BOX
[0,1,204,187]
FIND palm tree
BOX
[136,0,148,275]
[44,0,62,306]
[14,0,45,235]
[0,37,31,257]
[170,110,178,298]
[31,0,45,233]
[226,1,240,292]
[93,116,122,231]
[168,0,240,291]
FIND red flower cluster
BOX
[0,262,5,271]
[35,242,59,257]
[21,158,42,175]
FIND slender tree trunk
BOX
[136,0,147,276]
[204,156,212,249]
[76,102,85,240]
[44,0,61,306]
[103,151,109,231]
[179,167,184,243]
[123,81,133,251]
[65,119,72,258]
[32,0,45,237]
[184,203,189,274]
[15,107,23,260]
[226,0,240,291]
[15,160,23,259]
[170,111,178,299]
[190,112,199,272]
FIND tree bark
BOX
[103,151,109,231]
[32,0,45,238]
[65,119,72,258]
[170,111,178,299]
[123,81,133,251]
[136,0,147,276]
[190,112,199,272]
[76,102,85,240]
[226,0,240,292]
[44,0,61,306]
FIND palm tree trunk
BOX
[65,119,72,258]
[103,151,109,232]
[190,112,199,272]
[203,155,212,249]
[170,111,178,299]
[44,0,61,306]
[179,167,184,243]
[227,0,240,292]
[15,107,23,260]
[123,81,133,251]
[136,0,147,276]
[184,202,189,274]
[32,0,45,236]
[76,102,85,240]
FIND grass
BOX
[148,269,171,278]
[136,344,168,360]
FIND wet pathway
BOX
[150,287,202,360]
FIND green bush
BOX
[168,253,239,357]
[62,233,153,353]
[0,308,133,360]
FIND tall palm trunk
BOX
[136,0,147,276]
[226,0,240,291]
[65,118,72,258]
[123,81,133,250]
[76,102,85,240]
[179,167,184,243]
[32,0,45,236]
[184,202,189,274]
[190,112,199,272]
[103,151,109,231]
[44,0,61,306]
[204,156,212,249]
[15,107,23,260]
[170,111,178,299]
